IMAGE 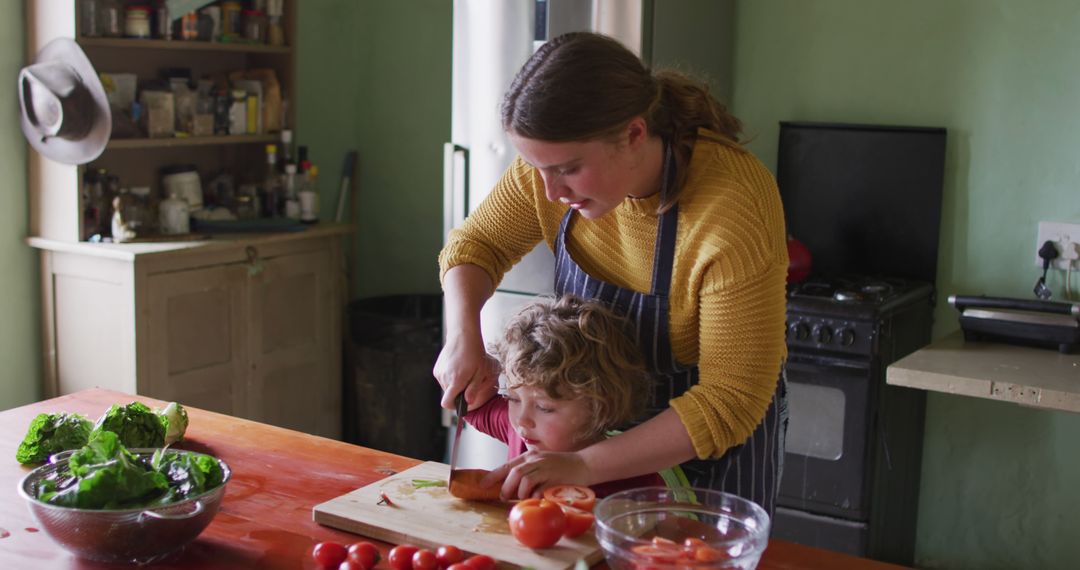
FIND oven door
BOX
[778,354,872,520]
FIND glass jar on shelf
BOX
[124,5,152,39]
[242,9,266,43]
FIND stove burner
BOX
[833,289,863,302]
[790,276,915,307]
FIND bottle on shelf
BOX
[81,170,100,241]
[283,163,300,220]
[260,144,281,218]
[279,129,293,170]
[100,0,124,38]
[299,165,319,224]
[81,0,101,37]
[267,0,285,46]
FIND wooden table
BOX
[0,389,906,569]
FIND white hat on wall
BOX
[18,37,111,165]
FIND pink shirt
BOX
[464,397,666,498]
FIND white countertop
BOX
[887,331,1080,413]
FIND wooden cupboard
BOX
[30,226,348,439]
[25,2,349,439]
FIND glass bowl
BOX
[17,448,231,564]
[594,487,770,570]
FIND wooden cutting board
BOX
[313,461,604,570]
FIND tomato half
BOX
[543,484,597,512]
[560,505,595,539]
[630,544,683,563]
[508,498,567,549]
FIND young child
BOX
[463,295,678,497]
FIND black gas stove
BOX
[786,275,936,356]
[772,121,947,567]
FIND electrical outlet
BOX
[1034,221,1080,270]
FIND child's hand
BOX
[486,450,591,501]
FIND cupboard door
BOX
[247,248,340,438]
[145,264,249,416]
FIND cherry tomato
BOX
[462,554,496,570]
[543,484,597,512]
[446,564,472,570]
[436,544,465,569]
[388,544,419,570]
[412,548,438,570]
[508,497,567,549]
[339,562,365,570]
[313,542,349,569]
[346,541,381,569]
[560,505,595,539]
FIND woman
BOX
[434,32,789,515]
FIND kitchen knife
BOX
[447,392,467,482]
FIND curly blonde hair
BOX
[492,295,651,439]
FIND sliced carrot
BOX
[448,469,503,501]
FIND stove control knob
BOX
[813,325,833,344]
[789,322,810,341]
[837,328,856,346]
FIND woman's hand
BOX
[483,450,592,500]
[433,329,500,411]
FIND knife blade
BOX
[447,392,467,482]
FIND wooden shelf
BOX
[887,331,1080,413]
[78,37,291,55]
[106,134,278,150]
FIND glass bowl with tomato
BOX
[593,487,769,570]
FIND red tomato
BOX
[542,484,597,512]
[388,544,419,570]
[412,548,438,570]
[560,506,595,539]
[313,542,349,569]
[462,554,496,570]
[446,565,472,570]
[436,544,465,569]
[338,562,365,570]
[346,541,381,569]
[508,498,567,549]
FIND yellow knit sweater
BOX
[439,132,789,460]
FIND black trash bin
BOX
[344,294,445,461]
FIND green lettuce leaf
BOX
[94,402,166,449]
[39,430,168,509]
[15,412,93,465]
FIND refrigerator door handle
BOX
[443,142,470,240]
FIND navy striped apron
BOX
[551,147,788,516]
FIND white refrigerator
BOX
[442,0,734,469]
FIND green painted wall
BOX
[0,3,42,412]
[733,1,1080,568]
[299,0,450,299]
